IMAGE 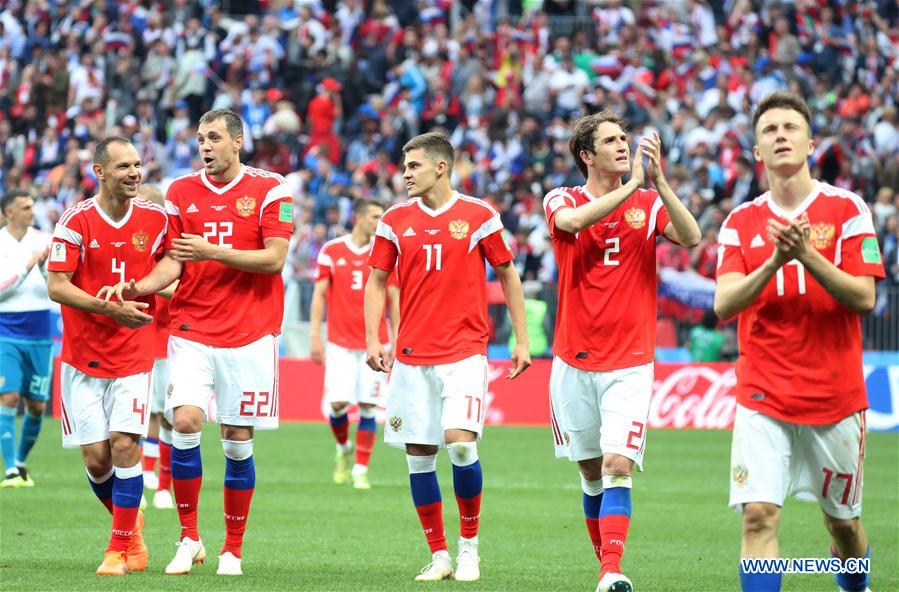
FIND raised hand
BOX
[97,279,139,303]
[640,130,664,185]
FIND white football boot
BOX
[165,537,206,575]
[153,489,174,509]
[415,550,453,581]
[216,551,242,575]
[597,572,633,592]
[455,537,480,581]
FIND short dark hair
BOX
[1,189,31,214]
[402,132,454,174]
[198,109,244,140]
[752,92,813,136]
[353,198,384,216]
[569,110,628,179]
[93,136,133,166]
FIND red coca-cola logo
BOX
[649,365,737,429]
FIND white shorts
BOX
[549,357,652,468]
[323,342,387,406]
[729,404,866,520]
[384,355,488,448]
[59,362,151,449]
[150,357,169,414]
[166,334,279,430]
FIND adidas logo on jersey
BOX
[403,227,416,237]
[89,239,100,248]
[186,203,200,213]
[750,234,765,248]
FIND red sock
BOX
[415,501,447,553]
[221,487,255,558]
[456,493,481,539]
[157,442,172,491]
[329,417,349,446]
[586,518,602,562]
[599,515,630,576]
[142,454,157,473]
[173,476,202,540]
[107,505,139,553]
[355,429,376,467]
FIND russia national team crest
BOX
[132,231,150,252]
[236,196,256,217]
[166,384,174,398]
[449,219,470,239]
[809,222,835,249]
[732,464,748,489]
[624,207,646,229]
[389,416,403,432]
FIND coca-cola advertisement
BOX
[51,358,899,432]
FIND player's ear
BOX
[233,134,244,152]
[92,162,104,180]
[806,136,815,157]
[579,149,593,169]
[752,144,762,163]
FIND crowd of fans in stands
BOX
[1,0,897,349]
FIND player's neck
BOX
[7,224,27,241]
[767,167,815,213]
[585,174,622,198]
[96,193,131,221]
[350,228,372,248]
[208,161,243,185]
[419,183,454,211]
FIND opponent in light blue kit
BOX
[0,190,53,488]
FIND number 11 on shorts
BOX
[465,395,482,422]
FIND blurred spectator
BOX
[688,311,726,362]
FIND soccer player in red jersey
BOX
[310,198,399,490]
[543,111,700,592]
[47,137,166,575]
[365,132,531,582]
[100,109,293,576]
[715,92,883,592]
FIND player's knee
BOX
[24,400,45,417]
[330,402,348,414]
[578,458,604,481]
[601,453,633,477]
[0,392,19,407]
[743,503,780,536]
[823,515,860,542]
[221,438,253,460]
[109,433,140,461]
[84,458,112,478]
[358,404,376,417]
[172,408,203,433]
[447,442,478,467]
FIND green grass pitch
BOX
[1,420,896,591]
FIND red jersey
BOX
[717,182,885,425]
[544,186,671,372]
[165,166,294,348]
[369,192,513,365]
[316,235,394,349]
[49,197,167,378]
[153,294,170,359]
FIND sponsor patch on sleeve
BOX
[50,242,66,263]
[279,201,293,223]
[547,195,569,213]
[861,236,881,264]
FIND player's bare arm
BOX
[386,284,400,368]
[170,234,289,275]
[48,270,153,329]
[493,261,532,379]
[156,279,179,299]
[714,248,787,320]
[769,217,876,315]
[553,144,644,234]
[641,131,701,247]
[309,277,329,364]
[363,267,390,373]
[97,254,183,302]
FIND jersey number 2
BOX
[603,238,620,266]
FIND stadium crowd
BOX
[1,0,897,348]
